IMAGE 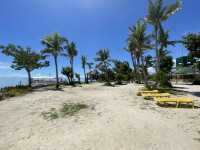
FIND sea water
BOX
[0,77,28,89]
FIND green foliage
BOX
[41,103,88,120]
[155,71,172,88]
[64,41,78,84]
[75,73,81,83]
[95,49,112,84]
[183,33,200,55]
[146,0,182,25]
[0,44,48,87]
[0,85,32,100]
[62,67,73,84]
[42,33,66,88]
[41,33,66,57]
[41,108,59,120]
[81,55,88,83]
[127,19,152,86]
[113,60,132,84]
[160,55,174,73]
[60,103,88,117]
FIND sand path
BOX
[0,83,200,150]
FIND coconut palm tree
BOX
[146,0,181,73]
[81,55,88,83]
[41,33,66,88]
[125,43,137,82]
[64,41,78,85]
[129,20,152,87]
[95,49,112,85]
[87,62,94,82]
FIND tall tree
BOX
[0,44,48,87]
[81,56,88,83]
[95,49,112,85]
[183,33,200,57]
[146,0,181,73]
[41,33,66,88]
[61,67,73,84]
[87,62,94,82]
[64,41,78,85]
[129,20,152,87]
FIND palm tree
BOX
[81,56,88,83]
[129,20,152,87]
[146,0,181,73]
[95,49,112,85]
[125,43,137,82]
[87,62,94,82]
[41,33,66,88]
[64,41,78,85]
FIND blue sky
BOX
[0,0,199,78]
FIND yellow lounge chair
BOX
[142,93,170,98]
[154,97,194,108]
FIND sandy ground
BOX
[0,83,200,150]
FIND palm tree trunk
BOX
[155,25,160,73]
[136,57,141,83]
[130,52,137,82]
[141,55,148,87]
[26,69,32,87]
[54,55,59,88]
[70,58,74,85]
[83,66,87,84]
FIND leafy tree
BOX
[146,0,181,72]
[0,44,48,87]
[81,56,88,83]
[64,41,78,85]
[128,20,152,87]
[113,60,132,84]
[87,62,94,82]
[61,67,73,84]
[183,33,200,57]
[41,33,66,88]
[75,73,81,84]
[126,39,138,82]
[95,49,112,85]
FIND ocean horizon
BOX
[0,77,28,89]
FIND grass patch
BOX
[60,103,88,117]
[41,108,59,120]
[41,103,88,120]
[0,85,32,101]
[144,96,152,100]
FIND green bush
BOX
[155,71,172,88]
[0,85,32,100]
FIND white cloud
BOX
[0,62,11,69]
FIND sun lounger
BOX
[154,97,194,108]
[142,93,170,98]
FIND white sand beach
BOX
[0,83,200,150]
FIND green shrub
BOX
[0,85,32,100]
